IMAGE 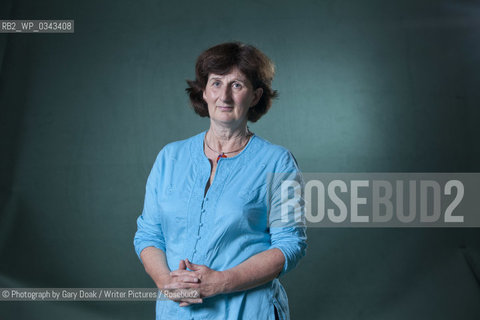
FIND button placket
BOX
[192,198,207,260]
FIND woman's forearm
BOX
[221,248,285,293]
[140,246,171,288]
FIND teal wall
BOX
[1,0,479,319]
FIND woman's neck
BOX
[207,121,251,153]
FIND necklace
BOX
[205,130,253,163]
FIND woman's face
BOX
[203,67,263,126]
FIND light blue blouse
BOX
[134,131,307,320]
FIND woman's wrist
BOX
[218,270,234,294]
[152,273,172,289]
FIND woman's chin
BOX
[212,115,243,125]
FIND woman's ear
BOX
[250,87,263,108]
[202,90,207,102]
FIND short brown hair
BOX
[186,42,278,122]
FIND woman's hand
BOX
[168,259,228,306]
[159,260,203,306]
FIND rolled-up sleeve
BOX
[133,151,167,263]
[268,151,307,277]
[269,227,307,276]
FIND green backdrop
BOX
[1,0,479,319]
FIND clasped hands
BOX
[160,258,228,307]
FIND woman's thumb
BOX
[179,259,187,270]
[185,258,198,270]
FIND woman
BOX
[134,42,307,320]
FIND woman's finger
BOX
[163,282,200,290]
[170,270,198,277]
[175,275,199,283]
[181,298,203,304]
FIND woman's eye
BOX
[233,82,242,89]
[212,81,221,87]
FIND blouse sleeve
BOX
[268,150,307,277]
[133,150,167,263]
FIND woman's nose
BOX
[220,85,233,103]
